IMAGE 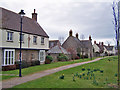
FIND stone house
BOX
[47,40,70,62]
[62,30,93,59]
[0,7,49,66]
[104,44,116,55]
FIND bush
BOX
[75,56,80,59]
[2,65,16,71]
[57,54,69,61]
[15,60,28,69]
[31,60,40,66]
[46,55,53,62]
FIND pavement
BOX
[1,58,102,88]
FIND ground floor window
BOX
[39,50,45,62]
[3,49,15,66]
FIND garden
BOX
[12,56,118,88]
[2,57,95,80]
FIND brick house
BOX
[62,30,93,59]
[47,40,70,62]
[0,7,49,67]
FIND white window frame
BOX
[7,31,13,41]
[41,37,44,44]
[39,50,45,62]
[33,36,37,44]
[3,49,15,66]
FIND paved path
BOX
[2,58,102,88]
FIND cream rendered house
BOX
[0,7,49,66]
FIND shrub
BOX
[31,60,40,66]
[2,65,16,71]
[75,56,80,60]
[57,54,69,61]
[15,60,28,69]
[46,55,53,62]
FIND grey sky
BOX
[0,0,116,45]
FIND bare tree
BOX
[112,0,120,88]
[58,36,64,45]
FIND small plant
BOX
[73,76,75,81]
[92,79,98,86]
[82,67,85,71]
[87,68,90,71]
[59,74,64,79]
[94,69,97,72]
[100,70,104,73]
[82,73,85,76]
[115,73,117,77]
[79,75,82,78]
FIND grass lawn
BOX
[2,58,95,80]
[13,56,118,88]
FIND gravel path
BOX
[2,58,102,88]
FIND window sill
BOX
[6,40,13,42]
[41,43,44,45]
[33,43,37,45]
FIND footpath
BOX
[2,58,102,88]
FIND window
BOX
[41,37,44,44]
[39,50,45,62]
[33,36,37,44]
[19,34,24,42]
[3,49,15,66]
[7,32,13,41]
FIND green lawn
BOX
[13,56,118,88]
[2,58,95,80]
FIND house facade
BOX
[47,40,70,62]
[62,30,93,59]
[93,41,115,56]
[0,7,49,66]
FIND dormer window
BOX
[7,32,13,41]
[41,37,44,44]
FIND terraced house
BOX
[0,7,49,67]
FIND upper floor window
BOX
[19,34,24,42]
[41,37,44,44]
[33,36,37,44]
[7,32,13,41]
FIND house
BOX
[47,40,70,62]
[0,7,49,67]
[104,44,116,55]
[93,41,115,56]
[93,41,105,57]
[62,30,93,59]
[49,40,61,48]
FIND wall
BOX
[1,29,49,50]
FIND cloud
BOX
[0,0,116,45]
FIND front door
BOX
[39,50,45,62]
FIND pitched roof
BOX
[47,45,69,54]
[104,46,114,51]
[96,44,104,51]
[0,7,49,38]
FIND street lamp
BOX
[19,10,25,77]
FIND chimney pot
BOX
[102,42,104,46]
[69,30,72,36]
[94,41,96,44]
[76,33,78,39]
[89,35,92,41]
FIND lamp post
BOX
[19,10,25,77]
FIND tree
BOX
[67,48,77,60]
[112,1,120,88]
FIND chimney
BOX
[102,42,104,46]
[32,9,37,21]
[94,41,96,44]
[76,33,78,39]
[89,35,92,41]
[69,30,72,36]
[108,44,110,46]
[99,42,101,45]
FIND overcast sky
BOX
[0,0,117,45]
